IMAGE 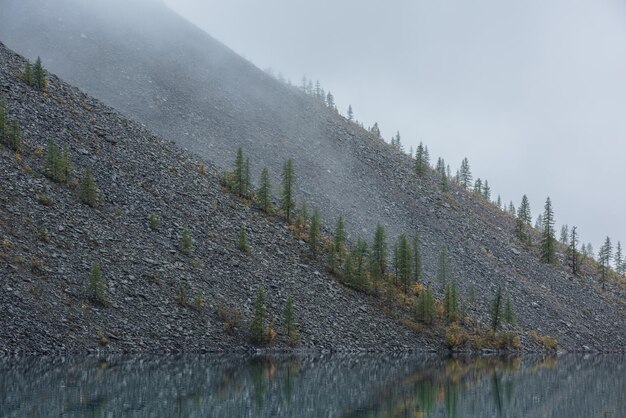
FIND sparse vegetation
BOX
[251,288,267,344]
[283,296,299,345]
[216,302,242,333]
[88,264,106,304]
[280,158,296,222]
[78,166,98,206]
[238,227,248,253]
[45,140,72,183]
[180,226,192,255]
[148,212,160,230]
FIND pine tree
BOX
[180,226,192,255]
[459,157,472,190]
[308,209,321,256]
[328,242,338,274]
[415,287,435,324]
[251,288,267,343]
[473,178,483,195]
[436,157,448,192]
[297,201,308,229]
[412,232,423,284]
[32,57,46,90]
[233,147,246,196]
[560,224,569,245]
[436,245,451,289]
[326,92,336,110]
[415,142,428,178]
[370,122,381,138]
[280,158,296,222]
[8,121,22,152]
[490,286,503,332]
[535,214,544,231]
[78,167,98,207]
[370,224,387,284]
[397,233,412,293]
[257,167,272,213]
[482,180,491,200]
[238,228,248,253]
[444,282,459,323]
[570,226,579,275]
[343,251,354,285]
[23,62,33,86]
[615,241,625,277]
[515,195,532,244]
[353,238,368,289]
[347,105,354,121]
[508,201,516,217]
[503,295,515,325]
[598,236,612,290]
[88,264,106,304]
[45,140,71,183]
[540,197,556,263]
[496,195,502,210]
[334,215,346,255]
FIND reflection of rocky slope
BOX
[1,0,625,351]
[0,354,623,417]
[0,43,440,353]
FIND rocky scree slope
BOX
[0,0,625,351]
[0,43,442,354]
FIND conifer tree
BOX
[297,201,308,229]
[328,242,338,274]
[370,224,387,284]
[570,226,579,275]
[283,296,297,342]
[615,241,624,277]
[496,195,502,210]
[598,236,612,290]
[436,245,451,289]
[540,197,556,263]
[535,214,544,231]
[483,180,491,200]
[515,195,532,244]
[436,157,448,191]
[412,233,423,284]
[370,122,381,138]
[280,158,296,222]
[45,140,71,183]
[8,121,22,152]
[560,225,569,245]
[32,57,46,90]
[490,286,503,332]
[397,233,412,293]
[23,62,33,86]
[180,226,192,255]
[343,252,354,285]
[508,201,516,217]
[234,147,246,196]
[244,157,251,197]
[444,282,459,323]
[251,288,267,343]
[415,287,435,324]
[503,295,515,325]
[326,92,336,110]
[353,238,368,289]
[473,178,483,195]
[308,209,321,256]
[238,228,248,253]
[459,157,472,190]
[88,264,106,304]
[334,215,346,255]
[78,167,98,207]
[414,142,428,178]
[347,105,354,121]
[257,167,272,213]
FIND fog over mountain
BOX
[164,0,626,251]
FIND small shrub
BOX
[36,228,50,243]
[45,140,72,183]
[415,287,436,324]
[498,332,521,350]
[88,264,106,304]
[238,228,248,253]
[216,302,242,333]
[78,167,98,206]
[250,288,267,344]
[445,323,468,349]
[148,213,160,230]
[177,282,187,306]
[37,193,53,207]
[180,227,192,255]
[193,291,204,311]
[530,331,558,351]
[198,162,207,176]
[30,257,44,274]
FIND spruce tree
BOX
[436,157,448,191]
[238,228,248,253]
[540,197,556,263]
[88,264,106,304]
[459,157,472,190]
[280,158,296,222]
[444,282,459,323]
[347,105,354,121]
[412,233,423,284]
[535,214,544,231]
[78,167,98,207]
[370,224,387,285]
[45,140,71,183]
[415,142,428,178]
[244,157,251,198]
[23,62,34,86]
[370,122,381,137]
[257,167,272,213]
[483,180,491,200]
[490,286,503,332]
[343,252,354,285]
[251,288,267,343]
[503,295,515,325]
[234,147,246,197]
[353,238,368,289]
[615,241,624,277]
[473,178,482,195]
[598,236,612,290]
[415,287,435,324]
[397,233,412,293]
[283,296,297,342]
[497,195,502,210]
[32,57,46,90]
[334,215,346,254]
[515,195,532,244]
[570,226,579,275]
[508,201,516,217]
[180,226,192,255]
[436,245,451,289]
[308,209,321,256]
[560,225,569,246]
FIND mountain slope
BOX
[0,0,624,351]
[0,42,441,354]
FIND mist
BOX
[163,0,626,252]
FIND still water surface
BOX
[0,353,624,417]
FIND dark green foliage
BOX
[490,286,503,332]
[515,195,532,244]
[88,264,106,304]
[334,215,345,254]
[32,57,47,90]
[280,158,296,222]
[436,245,452,289]
[540,197,556,263]
[148,213,160,230]
[257,167,272,212]
[0,98,7,140]
[473,178,482,195]
[482,180,491,200]
[343,251,354,285]
[78,167,98,206]
[415,287,436,324]
[328,242,338,274]
[503,295,515,325]
[598,236,612,290]
[412,233,423,284]
[297,201,308,229]
[251,288,267,343]
[615,241,624,277]
[396,233,412,293]
[283,296,297,342]
[45,140,72,183]
[444,282,459,323]
[415,142,429,178]
[308,209,320,256]
[436,157,448,191]
[353,238,369,289]
[23,62,33,86]
[459,157,472,190]
[244,157,251,197]
[233,147,249,197]
[238,228,248,253]
[570,226,579,275]
[180,226,192,255]
[370,224,387,284]
[370,122,381,137]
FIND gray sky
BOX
[164,0,626,253]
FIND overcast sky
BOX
[164,0,626,253]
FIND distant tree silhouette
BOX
[515,195,532,244]
[560,225,569,245]
[473,178,483,195]
[459,157,472,190]
[257,167,272,213]
[508,201,516,217]
[598,236,612,290]
[436,157,448,192]
[370,122,381,138]
[370,224,387,286]
[308,209,321,256]
[615,241,625,277]
[347,105,354,121]
[326,92,336,110]
[570,226,579,275]
[414,142,429,178]
[280,158,296,222]
[490,286,503,332]
[496,195,502,210]
[482,180,491,200]
[540,197,556,263]
[412,232,423,284]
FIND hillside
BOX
[0,43,443,354]
[0,0,625,352]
